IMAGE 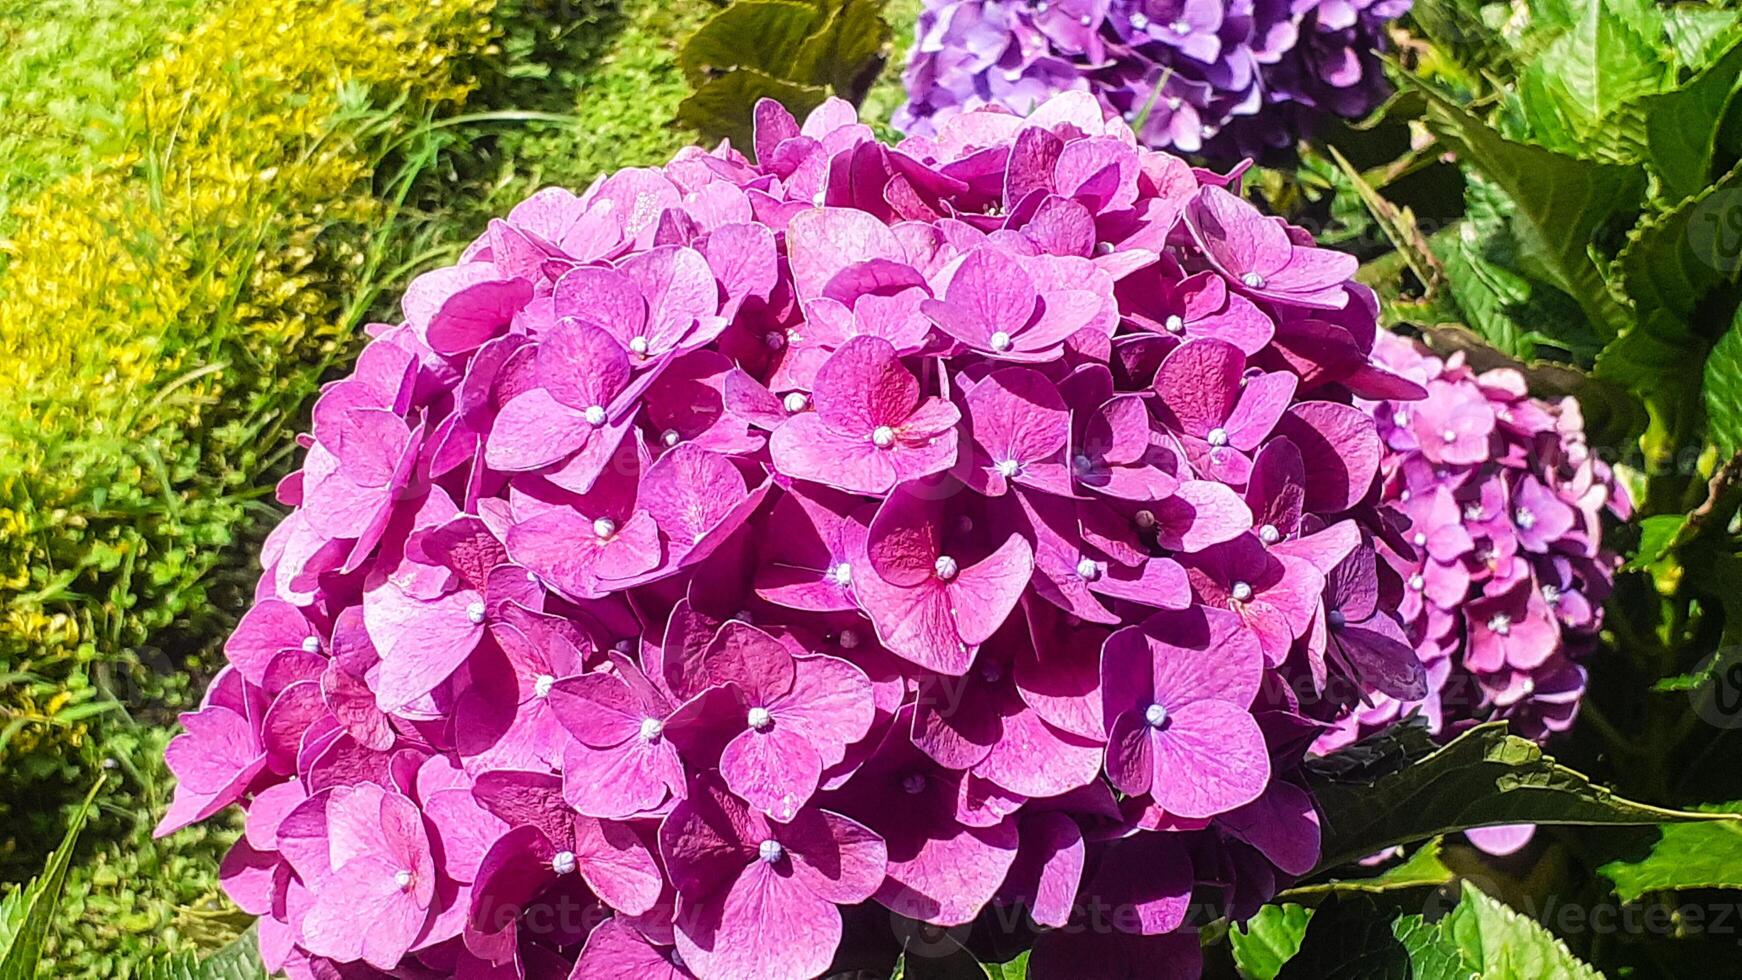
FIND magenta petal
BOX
[999,812,1084,928]
[720,727,823,822]
[1219,780,1321,876]
[1150,700,1270,818]
[876,819,1020,927]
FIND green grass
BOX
[0,0,204,235]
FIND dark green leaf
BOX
[677,68,829,147]
[1442,882,1603,978]
[791,0,892,98]
[1327,146,1444,297]
[1633,37,1742,199]
[1231,904,1314,980]
[677,1,823,87]
[0,779,101,980]
[1393,914,1481,980]
[1408,79,1646,340]
[1705,308,1742,454]
[1274,898,1412,980]
[1614,161,1742,323]
[1307,722,1729,872]
[1598,802,1742,901]
[1408,0,1511,72]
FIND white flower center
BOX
[934,555,959,581]
[393,869,414,889]
[1241,272,1263,288]
[639,717,664,741]
[1073,453,1094,474]
[1134,509,1156,529]
[758,839,784,863]
[1392,410,1410,427]
[1258,524,1280,544]
[466,601,487,625]
[989,331,1014,352]
[831,562,853,586]
[1541,584,1562,605]
[584,405,607,427]
[1400,490,1412,502]
[1413,531,1428,547]
[1515,508,1536,529]
[534,674,555,698]
[1205,427,1229,447]
[764,331,786,350]
[1170,19,1190,34]
[1440,428,1458,444]
[747,706,773,731]
[1145,703,1169,727]
[552,850,577,875]
[1166,97,1183,110]
[629,336,650,355]
[1164,314,1185,334]
[871,425,896,448]
[593,517,617,539]
[1231,581,1254,602]
[661,429,681,447]
[1408,573,1425,591]
[301,636,321,653]
[901,773,926,794]
[1464,504,1484,521]
[1327,608,1346,629]
[812,190,826,206]
[1487,614,1512,636]
[838,628,861,649]
[783,392,808,413]
[995,458,1021,478]
[1075,557,1101,580]
[1130,11,1149,28]
[1519,678,1536,696]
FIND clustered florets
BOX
[161,93,1431,980]
[896,0,1409,158]
[1318,333,1627,761]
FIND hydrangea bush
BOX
[159,92,1430,979]
[1317,332,1627,764]
[893,0,1408,158]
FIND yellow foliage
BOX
[0,0,498,762]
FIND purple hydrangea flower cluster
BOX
[1318,332,1628,761]
[160,93,1429,980]
[895,0,1409,158]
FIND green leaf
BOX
[1705,308,1742,455]
[981,950,1030,979]
[1632,37,1742,200]
[677,1,824,87]
[1408,78,1646,340]
[1599,802,1742,901]
[1231,904,1314,980]
[134,929,267,980]
[1664,3,1742,70]
[1625,513,1692,569]
[1326,146,1444,297]
[1617,162,1742,323]
[677,68,829,147]
[1274,898,1412,980]
[1524,0,1667,138]
[0,779,102,980]
[1442,882,1603,978]
[1393,914,1483,980]
[1306,722,1730,871]
[1408,0,1512,72]
[791,0,892,99]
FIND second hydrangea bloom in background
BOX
[895,0,1409,158]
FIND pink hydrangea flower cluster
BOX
[1318,332,1628,759]
[160,93,1429,980]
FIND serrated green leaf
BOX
[981,950,1030,979]
[134,929,266,980]
[1409,78,1646,340]
[1664,3,1742,70]
[1633,37,1742,199]
[1598,802,1742,901]
[1409,0,1512,72]
[1392,914,1481,980]
[1616,162,1742,323]
[1522,0,1667,139]
[0,779,101,980]
[677,1,824,88]
[791,0,892,99]
[1306,722,1730,871]
[677,68,829,147]
[1706,309,1742,454]
[1443,882,1604,979]
[1231,904,1314,980]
